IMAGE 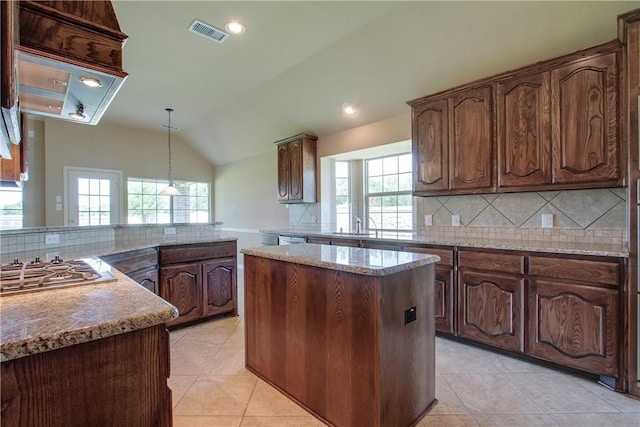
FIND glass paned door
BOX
[67,168,121,226]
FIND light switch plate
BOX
[541,213,553,228]
[424,214,433,226]
[451,214,461,227]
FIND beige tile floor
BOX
[170,272,640,426]
[169,314,640,427]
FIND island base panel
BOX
[244,255,436,427]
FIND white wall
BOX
[40,118,215,226]
[213,150,289,230]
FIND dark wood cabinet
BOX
[527,255,620,376]
[403,245,455,335]
[275,134,317,203]
[100,247,159,295]
[408,40,623,195]
[458,250,525,352]
[0,0,20,156]
[413,99,449,192]
[159,241,237,328]
[1,325,172,427]
[450,86,494,191]
[161,263,202,327]
[411,87,493,195]
[551,50,621,186]
[497,72,552,188]
[202,257,236,317]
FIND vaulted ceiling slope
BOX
[104,1,636,167]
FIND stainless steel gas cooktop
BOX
[0,256,116,295]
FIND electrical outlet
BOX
[163,227,176,236]
[424,214,433,226]
[541,213,553,228]
[45,234,60,245]
[451,214,461,227]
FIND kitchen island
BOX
[0,263,178,426]
[242,243,440,427]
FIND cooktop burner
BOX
[0,257,116,295]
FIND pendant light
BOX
[159,108,182,196]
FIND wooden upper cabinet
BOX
[408,40,623,195]
[450,86,493,190]
[413,99,449,192]
[275,134,317,203]
[497,72,552,188]
[551,50,621,186]
[411,87,493,195]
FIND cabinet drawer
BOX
[459,250,523,274]
[528,256,619,286]
[160,242,236,265]
[402,246,453,266]
[102,247,158,274]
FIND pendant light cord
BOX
[166,107,174,183]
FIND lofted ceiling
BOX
[102,1,637,167]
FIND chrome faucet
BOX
[354,216,362,233]
[368,216,379,238]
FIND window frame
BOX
[126,177,211,225]
[364,152,413,232]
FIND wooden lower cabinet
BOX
[128,266,159,294]
[528,279,619,376]
[1,325,172,427]
[161,263,203,327]
[202,258,237,317]
[101,247,160,295]
[402,245,455,336]
[458,271,525,352]
[159,241,238,328]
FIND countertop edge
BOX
[241,245,440,276]
[261,230,628,258]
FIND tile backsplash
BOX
[289,188,628,244]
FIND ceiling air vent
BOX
[188,20,229,43]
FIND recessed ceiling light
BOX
[342,102,356,114]
[79,76,103,88]
[225,21,245,35]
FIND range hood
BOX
[17,49,125,125]
[17,1,128,125]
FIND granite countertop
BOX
[0,263,179,362]
[262,229,628,258]
[1,233,239,264]
[241,243,440,276]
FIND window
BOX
[127,178,210,224]
[366,153,413,231]
[0,187,22,230]
[335,161,350,232]
[66,167,121,226]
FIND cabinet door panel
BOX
[277,144,290,201]
[413,99,449,192]
[161,263,202,326]
[451,86,493,190]
[288,140,302,201]
[497,72,551,187]
[551,51,620,184]
[129,266,159,295]
[202,258,236,317]
[435,266,454,335]
[528,280,618,376]
[458,271,524,352]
